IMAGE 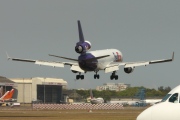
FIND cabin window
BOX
[169,93,178,103]
[161,94,171,102]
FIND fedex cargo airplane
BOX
[7,20,174,80]
[137,85,180,120]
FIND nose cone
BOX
[137,107,152,120]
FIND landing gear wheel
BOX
[115,75,118,80]
[110,71,118,80]
[76,75,80,80]
[94,74,100,79]
[110,75,113,80]
[81,75,84,80]
[76,74,84,80]
[97,74,100,79]
[94,74,96,79]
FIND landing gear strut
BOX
[94,71,100,79]
[76,73,84,80]
[110,71,118,80]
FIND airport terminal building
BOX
[0,76,67,103]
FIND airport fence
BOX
[32,103,124,110]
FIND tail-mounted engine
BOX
[75,41,91,54]
[124,67,134,74]
[75,21,92,54]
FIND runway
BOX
[0,106,147,120]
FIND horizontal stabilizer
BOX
[85,55,110,62]
[49,54,110,63]
[49,54,78,61]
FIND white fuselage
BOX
[90,97,104,104]
[137,85,180,120]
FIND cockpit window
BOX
[169,93,178,103]
[161,94,171,102]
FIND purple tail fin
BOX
[78,20,85,42]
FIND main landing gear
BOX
[76,71,118,80]
[94,71,100,79]
[76,73,84,80]
[110,71,118,80]
[94,74,100,79]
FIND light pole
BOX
[23,78,25,106]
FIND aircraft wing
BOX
[105,52,174,73]
[7,54,85,73]
[8,57,65,67]
[123,52,174,68]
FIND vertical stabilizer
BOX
[90,89,94,99]
[2,89,14,100]
[0,86,3,97]
[78,20,85,42]
[9,89,14,98]
[0,91,10,100]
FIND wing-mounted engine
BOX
[75,41,91,54]
[124,67,134,74]
[71,70,78,73]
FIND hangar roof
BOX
[0,76,15,83]
[10,77,67,86]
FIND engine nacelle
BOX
[75,41,91,54]
[124,67,134,74]
[71,70,78,73]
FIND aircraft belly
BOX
[78,53,97,71]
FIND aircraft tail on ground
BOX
[0,89,14,101]
[0,91,10,100]
[90,89,94,99]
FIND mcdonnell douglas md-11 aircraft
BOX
[7,20,174,80]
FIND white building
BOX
[96,83,130,91]
[10,77,67,103]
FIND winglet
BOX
[172,52,174,61]
[78,20,85,42]
[6,52,11,60]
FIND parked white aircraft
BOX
[137,85,180,120]
[142,99,161,105]
[7,20,174,80]
[89,89,104,104]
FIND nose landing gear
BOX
[94,71,100,79]
[94,74,100,79]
